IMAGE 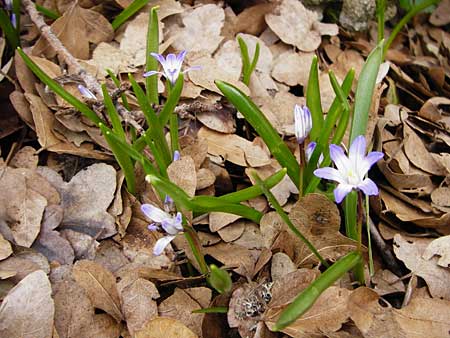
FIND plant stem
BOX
[298,142,306,196]
[184,224,208,275]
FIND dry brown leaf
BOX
[93,240,129,273]
[233,221,265,250]
[33,3,113,59]
[0,270,54,338]
[289,194,358,265]
[349,287,406,338]
[37,163,117,239]
[196,168,216,190]
[217,220,245,242]
[122,278,159,335]
[159,287,211,337]
[265,286,351,337]
[209,212,241,232]
[72,260,123,321]
[9,146,39,169]
[372,269,405,296]
[431,187,450,208]
[0,233,12,260]
[422,235,450,268]
[135,317,198,338]
[172,4,224,54]
[167,156,197,198]
[393,296,450,338]
[0,167,47,247]
[270,252,296,281]
[198,127,271,167]
[265,0,338,52]
[60,229,98,260]
[53,279,94,338]
[393,234,450,300]
[85,314,121,338]
[214,40,242,82]
[234,3,275,35]
[430,0,450,26]
[272,51,315,86]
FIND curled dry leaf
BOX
[422,235,450,268]
[72,260,123,321]
[33,3,113,59]
[38,163,117,239]
[265,0,338,52]
[135,317,198,338]
[372,269,405,296]
[393,234,450,300]
[209,212,241,233]
[0,233,12,260]
[0,270,54,338]
[159,287,212,337]
[198,127,271,168]
[172,4,224,54]
[122,278,159,335]
[87,313,121,338]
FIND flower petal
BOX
[177,50,187,62]
[173,150,181,161]
[147,223,159,231]
[306,142,317,162]
[150,52,165,64]
[314,167,346,184]
[141,204,170,223]
[334,184,354,203]
[360,151,384,175]
[357,178,379,196]
[329,144,351,173]
[153,235,175,255]
[143,70,162,78]
[77,85,96,99]
[349,135,367,164]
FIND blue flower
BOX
[141,203,183,255]
[77,85,96,99]
[314,136,383,203]
[294,104,312,144]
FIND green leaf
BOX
[207,264,232,294]
[145,6,159,104]
[237,35,260,86]
[35,4,60,20]
[17,48,102,125]
[159,73,183,126]
[192,307,228,314]
[0,9,19,49]
[106,68,130,110]
[111,0,150,30]
[349,41,383,143]
[101,84,126,139]
[306,56,323,141]
[216,80,300,187]
[273,251,362,331]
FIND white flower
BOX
[294,104,312,144]
[141,203,183,255]
[305,141,324,166]
[143,51,200,85]
[313,135,384,203]
[77,85,96,99]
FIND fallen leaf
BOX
[0,233,12,260]
[265,0,338,52]
[135,317,198,338]
[209,212,241,232]
[217,220,245,242]
[122,278,159,335]
[159,287,211,337]
[85,314,121,338]
[33,3,113,59]
[72,260,123,321]
[198,127,271,167]
[430,0,450,26]
[372,269,405,296]
[270,252,297,281]
[37,163,117,239]
[53,279,94,338]
[172,4,224,54]
[422,235,450,268]
[0,270,54,338]
[196,168,216,190]
[60,229,98,260]
[393,234,450,300]
[167,156,197,198]
[272,51,315,86]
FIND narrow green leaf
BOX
[99,123,136,194]
[106,68,130,110]
[17,48,102,125]
[169,110,179,153]
[219,168,286,203]
[192,307,228,314]
[0,9,19,49]
[273,251,362,331]
[145,6,159,104]
[13,0,21,35]
[159,73,183,126]
[350,41,383,143]
[101,84,126,139]
[35,4,60,20]
[306,56,323,141]
[237,35,260,86]
[145,174,195,211]
[207,264,232,294]
[111,0,150,30]
[216,80,300,187]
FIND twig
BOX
[22,0,102,97]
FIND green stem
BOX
[250,170,329,268]
[298,143,306,196]
[376,0,386,43]
[365,195,374,276]
[383,0,439,57]
[184,225,208,275]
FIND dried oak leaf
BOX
[37,163,117,239]
[122,278,159,335]
[172,4,224,54]
[135,317,198,338]
[265,0,338,52]
[86,313,121,338]
[167,156,197,198]
[0,270,54,338]
[159,287,212,337]
[198,126,271,167]
[72,260,123,321]
[393,234,450,300]
[33,3,113,59]
[349,287,406,338]
[393,296,450,338]
[53,278,94,338]
[289,193,358,265]
[422,235,450,268]
[0,167,47,247]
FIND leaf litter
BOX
[0,0,450,337]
